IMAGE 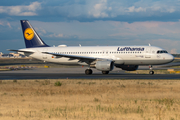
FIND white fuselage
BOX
[19,45,174,66]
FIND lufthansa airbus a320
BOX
[8,20,174,75]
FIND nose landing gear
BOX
[149,65,154,75]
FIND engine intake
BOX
[94,61,114,71]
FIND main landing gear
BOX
[149,65,154,75]
[85,69,93,75]
[85,69,110,75]
[102,71,109,74]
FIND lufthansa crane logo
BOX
[24,28,34,40]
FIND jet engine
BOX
[116,65,138,71]
[91,61,114,71]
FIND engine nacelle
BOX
[95,61,114,71]
[117,65,138,71]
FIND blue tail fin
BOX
[20,20,49,48]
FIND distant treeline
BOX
[172,54,180,57]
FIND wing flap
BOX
[43,52,97,61]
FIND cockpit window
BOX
[157,50,168,54]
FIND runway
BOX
[1,73,180,79]
[0,67,180,80]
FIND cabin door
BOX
[42,49,48,60]
[145,48,151,58]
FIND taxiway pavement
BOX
[0,67,180,80]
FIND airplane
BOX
[8,20,174,75]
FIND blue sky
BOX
[1,0,180,53]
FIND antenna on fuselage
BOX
[149,43,151,46]
[79,44,81,47]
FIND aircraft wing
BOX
[7,49,34,53]
[43,52,108,62]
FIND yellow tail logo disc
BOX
[24,28,34,40]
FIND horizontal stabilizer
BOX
[7,49,34,53]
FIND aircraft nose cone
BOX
[168,54,174,63]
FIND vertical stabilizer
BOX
[20,20,49,48]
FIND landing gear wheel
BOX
[149,65,154,75]
[149,71,154,75]
[102,71,109,74]
[85,69,93,75]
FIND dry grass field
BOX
[0,79,180,120]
